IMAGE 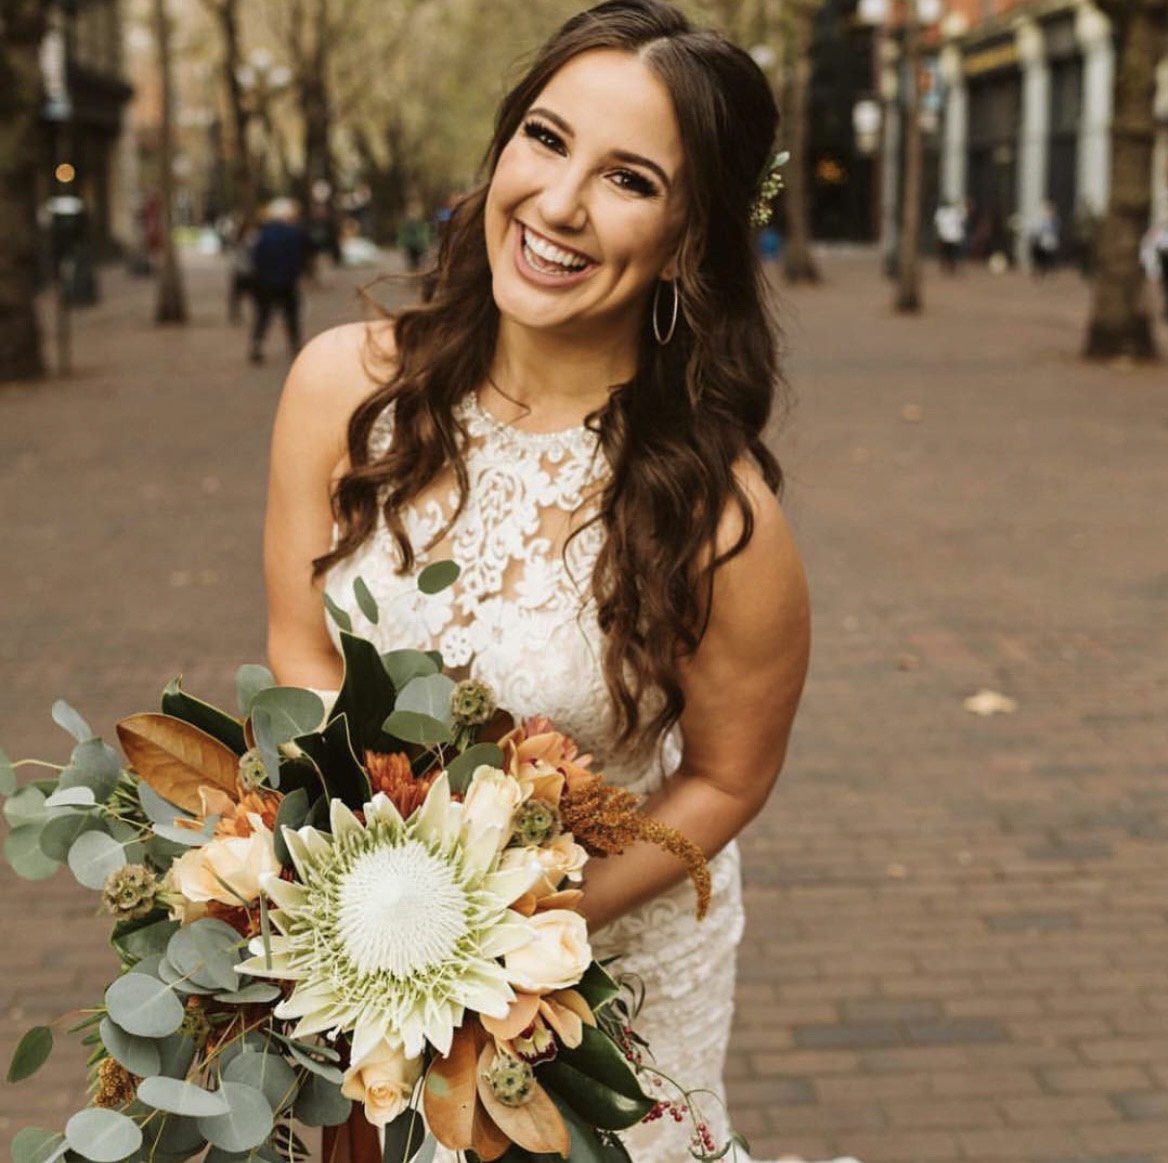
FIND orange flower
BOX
[500,717,596,806]
[365,751,436,817]
[172,785,280,839]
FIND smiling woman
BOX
[262,1,834,1161]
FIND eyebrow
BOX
[526,105,674,191]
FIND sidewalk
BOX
[2,251,1166,1162]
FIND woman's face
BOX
[484,49,688,338]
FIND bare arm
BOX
[263,320,391,688]
[577,464,812,933]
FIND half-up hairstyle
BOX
[314,0,788,756]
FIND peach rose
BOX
[504,833,588,899]
[461,766,528,856]
[341,1038,423,1128]
[165,814,280,919]
[504,908,591,994]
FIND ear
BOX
[660,255,680,282]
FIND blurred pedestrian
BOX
[1144,220,1168,320]
[249,198,312,365]
[934,201,966,274]
[1028,201,1061,279]
[397,200,432,272]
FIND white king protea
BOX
[237,770,542,1062]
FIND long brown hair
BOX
[314,0,787,755]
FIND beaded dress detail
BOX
[319,393,832,1162]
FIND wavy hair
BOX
[313,0,788,755]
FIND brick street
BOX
[1,251,1166,1163]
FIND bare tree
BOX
[894,0,924,313]
[1083,0,1166,361]
[0,0,49,381]
[781,0,821,284]
[152,0,188,323]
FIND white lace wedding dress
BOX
[318,392,853,1163]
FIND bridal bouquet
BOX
[2,564,742,1163]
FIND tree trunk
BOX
[211,0,256,234]
[0,0,49,382]
[782,0,820,284]
[152,0,188,324]
[298,0,334,205]
[894,0,924,313]
[1083,0,1165,361]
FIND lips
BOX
[520,222,597,267]
[512,221,599,288]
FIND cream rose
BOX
[531,833,588,897]
[504,908,591,994]
[461,766,528,856]
[340,1038,422,1128]
[166,814,279,917]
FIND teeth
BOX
[522,227,589,272]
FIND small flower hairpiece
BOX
[749,150,790,228]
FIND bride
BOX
[262,2,835,1159]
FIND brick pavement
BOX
[1,251,1166,1163]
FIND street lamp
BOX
[852,97,883,155]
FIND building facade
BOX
[938,0,1168,266]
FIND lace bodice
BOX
[321,391,680,796]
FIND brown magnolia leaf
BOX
[481,991,541,1042]
[423,1021,484,1151]
[471,1101,512,1163]
[478,708,516,746]
[510,893,538,918]
[116,712,240,814]
[475,1043,570,1157]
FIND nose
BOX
[535,165,588,233]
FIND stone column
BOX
[939,43,968,205]
[1075,1,1114,216]
[1015,18,1051,268]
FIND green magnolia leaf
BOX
[417,560,460,595]
[331,632,397,755]
[380,649,439,691]
[67,830,127,889]
[323,592,352,633]
[235,664,276,716]
[250,688,325,746]
[64,1108,142,1163]
[0,745,15,797]
[549,1090,633,1162]
[537,1024,653,1130]
[352,576,380,625]
[272,787,309,867]
[4,785,47,829]
[394,674,456,725]
[575,962,622,1013]
[196,1081,274,1152]
[99,1016,161,1077]
[10,1128,65,1163]
[382,710,452,747]
[7,1026,53,1082]
[104,972,185,1038]
[293,714,370,810]
[137,1076,232,1117]
[222,1050,299,1113]
[292,1072,351,1127]
[6,825,61,880]
[161,677,247,754]
[380,1106,427,1161]
[444,744,505,795]
[52,699,94,743]
[59,738,122,802]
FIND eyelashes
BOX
[520,118,660,198]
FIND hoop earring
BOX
[652,279,679,346]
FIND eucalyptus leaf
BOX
[444,744,505,795]
[152,820,216,846]
[352,576,380,625]
[112,916,180,963]
[59,738,122,802]
[99,1016,161,1077]
[282,1040,344,1083]
[0,745,15,796]
[104,972,185,1038]
[380,649,438,691]
[44,786,96,809]
[323,592,352,633]
[64,1108,142,1163]
[139,1110,205,1157]
[7,1025,53,1082]
[138,781,195,828]
[167,919,245,992]
[417,560,460,595]
[52,700,94,743]
[382,710,452,747]
[67,830,127,890]
[250,688,325,746]
[107,818,148,865]
[293,1071,351,1126]
[196,1081,273,1153]
[157,956,216,995]
[10,1128,65,1163]
[222,1049,299,1113]
[6,825,61,880]
[250,705,281,788]
[235,665,276,716]
[4,785,47,829]
[155,1032,198,1080]
[138,1076,232,1118]
[394,674,456,725]
[214,982,282,1004]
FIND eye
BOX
[610,169,659,198]
[522,119,565,154]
